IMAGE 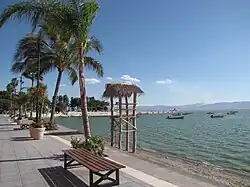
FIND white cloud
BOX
[86,78,101,84]
[106,77,113,80]
[121,75,140,82]
[156,79,173,84]
[60,84,67,87]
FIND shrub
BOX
[71,136,105,156]
[30,122,44,128]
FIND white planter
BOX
[32,127,46,140]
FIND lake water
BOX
[55,110,250,171]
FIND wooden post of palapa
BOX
[118,95,122,149]
[125,96,129,151]
[132,93,137,153]
[110,96,114,147]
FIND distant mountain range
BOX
[137,101,250,112]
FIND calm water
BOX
[56,110,250,170]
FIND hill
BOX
[137,101,250,112]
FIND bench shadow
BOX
[11,136,33,141]
[39,166,119,187]
[38,166,89,187]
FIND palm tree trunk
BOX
[39,100,44,119]
[36,78,39,122]
[19,105,22,118]
[30,79,34,118]
[50,70,63,124]
[13,91,16,117]
[24,104,27,118]
[79,44,91,139]
[36,41,41,122]
[10,93,13,116]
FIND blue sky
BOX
[1,0,250,106]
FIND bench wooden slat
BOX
[64,150,103,172]
[74,149,125,169]
[69,149,109,171]
[73,149,112,170]
[63,148,125,172]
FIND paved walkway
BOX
[0,115,221,187]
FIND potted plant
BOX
[30,122,46,140]
[17,117,22,126]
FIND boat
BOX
[210,114,224,118]
[182,112,192,115]
[227,111,238,115]
[207,112,214,114]
[166,115,184,119]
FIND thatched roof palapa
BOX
[103,82,144,98]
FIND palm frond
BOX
[86,36,103,54]
[0,1,51,31]
[11,62,26,74]
[84,56,103,77]
[81,1,99,41]
[66,66,78,85]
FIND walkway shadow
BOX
[38,166,88,187]
[13,128,24,131]
[45,131,82,136]
[0,123,17,126]
[11,136,33,141]
[0,129,14,132]
[0,154,63,163]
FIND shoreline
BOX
[38,111,167,118]
[54,125,250,187]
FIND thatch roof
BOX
[103,82,144,98]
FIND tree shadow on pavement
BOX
[11,136,33,141]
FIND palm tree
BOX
[12,33,78,123]
[15,92,30,119]
[22,70,43,118]
[48,1,103,138]
[12,30,103,125]
[6,78,19,116]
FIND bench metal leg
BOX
[90,169,120,186]
[89,171,94,186]
[115,169,119,185]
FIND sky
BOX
[1,0,250,106]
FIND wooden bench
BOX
[62,148,126,187]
